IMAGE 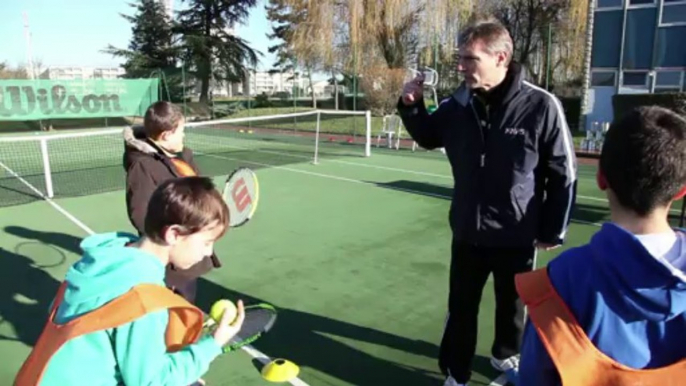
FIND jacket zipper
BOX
[470,101,487,167]
[470,100,487,235]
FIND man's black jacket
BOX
[398,63,577,247]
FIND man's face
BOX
[457,39,509,91]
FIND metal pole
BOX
[292,57,297,112]
[292,57,298,132]
[352,45,357,139]
[616,0,629,94]
[546,22,552,90]
[433,33,438,72]
[353,48,357,112]
[313,111,321,164]
[40,139,54,198]
[579,0,596,133]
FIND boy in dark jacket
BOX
[123,101,220,302]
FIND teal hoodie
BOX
[39,232,222,385]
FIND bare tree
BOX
[0,62,28,79]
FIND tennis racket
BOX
[222,167,259,228]
[204,303,277,353]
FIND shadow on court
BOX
[197,280,505,386]
[369,180,452,200]
[196,279,444,385]
[0,246,61,346]
[0,226,81,346]
[0,226,504,385]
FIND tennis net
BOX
[0,110,371,207]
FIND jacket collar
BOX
[123,126,157,155]
[122,126,175,157]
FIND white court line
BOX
[198,152,602,228]
[191,134,686,216]
[190,133,452,180]
[198,152,453,200]
[488,373,508,386]
[0,161,95,235]
[0,160,310,386]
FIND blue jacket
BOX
[40,233,222,385]
[519,223,686,385]
[397,63,577,247]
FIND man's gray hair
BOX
[459,18,514,64]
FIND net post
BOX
[364,110,371,157]
[39,138,54,198]
[313,110,321,165]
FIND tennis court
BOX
[0,111,683,385]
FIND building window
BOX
[598,0,623,8]
[623,8,657,69]
[591,71,617,86]
[656,26,686,66]
[629,0,654,4]
[622,71,648,86]
[661,3,686,24]
[655,71,683,87]
[592,10,623,67]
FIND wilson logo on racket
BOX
[231,177,252,212]
[223,167,259,228]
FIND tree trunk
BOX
[199,4,212,104]
[578,0,595,132]
[198,59,211,104]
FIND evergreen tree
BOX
[265,0,299,74]
[104,0,183,101]
[176,0,259,103]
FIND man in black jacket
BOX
[123,101,220,303]
[398,19,577,386]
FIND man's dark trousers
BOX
[439,238,536,382]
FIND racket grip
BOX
[210,252,222,268]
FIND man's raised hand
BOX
[402,73,425,106]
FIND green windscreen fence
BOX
[0,79,159,121]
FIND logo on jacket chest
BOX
[504,127,527,136]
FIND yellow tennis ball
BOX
[210,299,237,324]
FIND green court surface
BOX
[0,122,683,386]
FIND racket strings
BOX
[236,309,277,339]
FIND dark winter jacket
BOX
[122,126,200,233]
[398,63,577,247]
[122,126,220,275]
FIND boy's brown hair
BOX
[144,176,230,242]
[143,101,184,140]
[600,106,686,216]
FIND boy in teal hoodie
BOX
[16,176,244,385]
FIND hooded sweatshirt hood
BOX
[38,233,223,386]
[122,126,158,171]
[589,223,686,322]
[55,232,166,323]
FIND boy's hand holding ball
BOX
[210,299,245,348]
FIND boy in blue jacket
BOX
[16,177,245,385]
[517,106,686,385]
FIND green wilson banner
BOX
[0,79,159,120]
